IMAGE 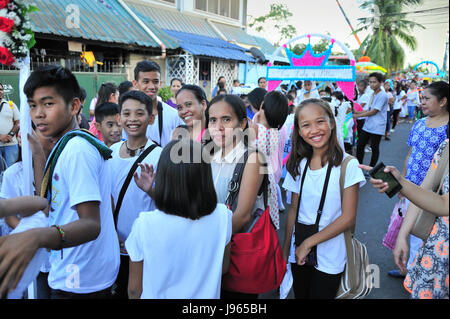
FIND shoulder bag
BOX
[336,155,372,299]
[221,150,287,294]
[411,142,449,241]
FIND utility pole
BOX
[443,29,449,74]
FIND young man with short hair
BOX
[353,72,389,168]
[0,65,120,298]
[132,60,183,148]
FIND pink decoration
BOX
[291,49,325,66]
[353,102,364,112]
[336,81,355,101]
[331,38,336,44]
[307,34,311,38]
[350,60,356,66]
[267,80,282,92]
[267,62,272,67]
[283,44,287,48]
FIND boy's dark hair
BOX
[368,72,384,83]
[134,60,161,81]
[95,102,120,123]
[118,81,134,96]
[261,90,289,130]
[153,139,217,220]
[247,87,267,111]
[258,77,266,83]
[331,90,344,101]
[119,90,153,115]
[24,65,81,105]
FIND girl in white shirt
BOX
[283,98,365,299]
[207,94,267,299]
[127,139,232,299]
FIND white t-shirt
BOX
[125,204,232,299]
[282,155,365,274]
[47,136,120,293]
[146,102,184,147]
[394,90,406,110]
[109,139,162,244]
[356,92,371,121]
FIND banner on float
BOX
[266,65,356,82]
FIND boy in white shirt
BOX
[109,89,162,299]
[0,65,120,298]
[132,60,183,147]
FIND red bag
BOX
[382,198,407,251]
[222,207,287,294]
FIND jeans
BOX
[0,144,19,168]
[407,105,416,120]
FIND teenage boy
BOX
[132,60,183,148]
[94,102,122,148]
[0,65,120,299]
[109,90,162,298]
[353,72,389,168]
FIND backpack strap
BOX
[157,101,163,145]
[113,143,158,227]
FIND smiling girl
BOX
[283,98,365,299]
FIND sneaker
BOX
[390,129,395,132]
[365,146,372,153]
[385,136,391,141]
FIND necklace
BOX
[125,140,147,157]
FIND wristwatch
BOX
[8,131,15,137]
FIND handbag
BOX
[411,143,449,241]
[221,150,287,294]
[294,158,333,267]
[382,198,407,251]
[336,156,372,299]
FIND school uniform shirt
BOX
[282,155,366,274]
[394,91,406,110]
[109,139,162,245]
[362,90,389,136]
[125,204,233,299]
[0,99,20,147]
[47,137,120,294]
[146,101,184,147]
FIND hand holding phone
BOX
[369,162,403,198]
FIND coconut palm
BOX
[354,0,425,73]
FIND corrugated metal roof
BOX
[124,0,220,39]
[212,22,259,47]
[29,0,178,49]
[164,29,256,62]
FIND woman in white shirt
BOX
[391,81,406,132]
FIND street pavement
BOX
[261,120,414,299]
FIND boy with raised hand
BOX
[0,65,120,298]
[109,90,162,298]
[94,102,122,148]
[132,60,183,148]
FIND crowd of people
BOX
[0,59,448,300]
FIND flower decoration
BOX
[0,0,38,66]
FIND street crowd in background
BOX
[0,60,448,300]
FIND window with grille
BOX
[195,0,240,20]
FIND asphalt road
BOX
[261,120,414,299]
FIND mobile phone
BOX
[369,162,403,198]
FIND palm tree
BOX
[355,0,425,73]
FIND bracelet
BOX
[51,224,66,259]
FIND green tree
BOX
[248,3,297,46]
[355,0,425,73]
